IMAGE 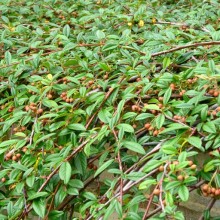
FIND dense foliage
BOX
[0,0,220,219]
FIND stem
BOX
[198,198,216,220]
[17,136,96,220]
[151,41,220,57]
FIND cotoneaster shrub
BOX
[0,0,220,219]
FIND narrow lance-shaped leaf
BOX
[94,159,114,177]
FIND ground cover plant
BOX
[0,0,220,219]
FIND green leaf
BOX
[68,179,84,189]
[204,160,220,172]
[42,99,58,108]
[176,51,194,64]
[94,159,114,177]
[160,123,188,134]
[83,192,97,200]
[48,211,64,219]
[162,145,177,154]
[102,43,118,51]
[203,121,216,133]
[115,200,122,218]
[143,160,162,172]
[33,199,45,218]
[5,51,12,65]
[122,141,145,155]
[68,123,86,131]
[139,179,157,190]
[135,113,153,120]
[165,181,181,190]
[178,151,187,162]
[28,192,48,201]
[96,30,105,40]
[117,123,134,133]
[178,185,189,201]
[103,200,116,220]
[0,139,19,148]
[187,136,204,151]
[63,24,70,37]
[59,162,72,184]
[155,114,165,129]
[36,133,56,143]
[145,104,160,111]
[163,87,172,105]
[26,175,35,188]
[163,57,171,69]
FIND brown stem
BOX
[145,179,206,219]
[112,129,123,205]
[86,168,158,220]
[17,136,96,220]
[198,198,216,220]
[142,163,168,220]
[151,41,220,57]
[44,182,61,220]
[142,189,155,220]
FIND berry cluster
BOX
[60,92,74,103]
[144,123,165,136]
[201,184,220,197]
[25,103,43,115]
[5,152,21,162]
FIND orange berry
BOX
[12,155,17,161]
[58,146,63,150]
[151,110,157,114]
[22,147,27,153]
[148,126,154,131]
[25,105,30,111]
[211,188,216,193]
[131,105,138,111]
[37,109,43,114]
[215,189,220,196]
[6,152,12,159]
[144,123,151,130]
[188,161,194,166]
[153,189,160,195]
[103,75,108,80]
[153,130,159,136]
[173,115,179,120]
[202,184,209,192]
[177,175,184,181]
[173,161,179,165]
[158,165,164,172]
[190,164,197,170]
[213,91,219,97]
[16,153,21,159]
[180,117,186,123]
[158,103,163,108]
[47,94,53,99]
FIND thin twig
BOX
[151,41,220,57]
[112,129,123,205]
[17,135,96,220]
[198,198,216,220]
[86,168,158,220]
[145,179,206,219]
[44,182,61,220]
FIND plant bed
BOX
[0,0,220,219]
